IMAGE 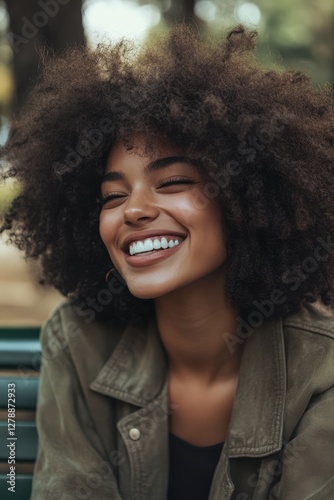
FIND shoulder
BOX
[268,303,334,499]
[283,301,334,341]
[282,302,334,359]
[41,299,124,341]
[40,299,126,377]
[282,302,334,396]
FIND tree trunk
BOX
[163,0,204,29]
[4,0,85,116]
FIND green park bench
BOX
[0,327,41,500]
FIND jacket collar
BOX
[226,315,286,456]
[89,313,286,457]
[89,315,168,407]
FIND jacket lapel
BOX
[209,315,287,500]
[89,316,170,500]
[227,315,286,456]
[89,313,287,500]
[89,316,168,407]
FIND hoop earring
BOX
[105,267,127,287]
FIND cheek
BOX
[99,212,108,245]
[99,211,117,249]
[191,200,226,255]
[173,193,223,233]
[99,214,121,267]
[168,192,212,225]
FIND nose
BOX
[123,189,160,225]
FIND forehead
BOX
[104,136,191,175]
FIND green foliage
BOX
[0,180,20,215]
[256,0,334,85]
[144,0,334,86]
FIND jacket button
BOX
[129,428,141,441]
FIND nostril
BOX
[123,202,160,224]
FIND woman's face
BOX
[99,136,227,299]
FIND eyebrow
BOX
[101,156,196,183]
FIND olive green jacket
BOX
[30,301,334,500]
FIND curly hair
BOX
[1,24,334,324]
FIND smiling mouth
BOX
[127,236,185,256]
[124,237,186,266]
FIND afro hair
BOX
[1,24,334,324]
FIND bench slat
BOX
[0,376,39,409]
[0,473,32,499]
[0,334,41,368]
[0,327,41,498]
[0,422,38,461]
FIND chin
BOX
[126,277,178,300]
[127,286,168,300]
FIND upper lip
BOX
[121,230,187,253]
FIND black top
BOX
[167,432,224,500]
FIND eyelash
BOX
[99,177,195,206]
[157,177,195,188]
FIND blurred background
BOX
[0,0,333,325]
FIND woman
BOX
[1,24,334,499]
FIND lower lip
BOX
[124,239,185,267]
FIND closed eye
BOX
[98,192,126,207]
[99,178,198,207]
[157,177,197,188]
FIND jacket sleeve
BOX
[269,386,334,499]
[30,312,124,500]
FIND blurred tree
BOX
[0,1,12,135]
[163,0,203,28]
[146,0,334,85]
[4,0,85,115]
[256,0,334,85]
[2,0,333,121]
[137,0,205,29]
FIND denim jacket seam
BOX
[283,321,334,339]
[125,440,144,500]
[118,412,150,500]
[40,309,72,358]
[90,381,147,407]
[228,443,283,455]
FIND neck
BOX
[154,268,242,386]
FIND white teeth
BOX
[160,237,168,249]
[129,236,182,256]
[136,241,145,253]
[153,239,161,250]
[143,239,154,252]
